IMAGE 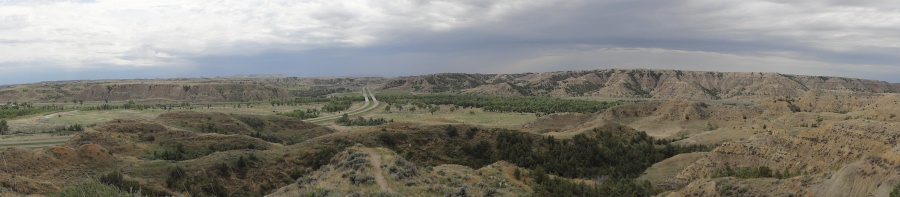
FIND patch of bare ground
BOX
[521,112,598,133]
[638,152,707,190]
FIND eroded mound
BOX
[269,146,530,196]
[522,112,599,133]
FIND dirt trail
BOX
[362,148,395,193]
[26,110,80,122]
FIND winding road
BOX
[304,87,380,123]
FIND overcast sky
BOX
[1,0,899,85]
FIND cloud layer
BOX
[1,0,899,84]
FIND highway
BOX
[304,87,380,123]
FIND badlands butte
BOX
[0,69,899,196]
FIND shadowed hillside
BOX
[0,77,383,103]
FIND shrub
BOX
[388,157,419,180]
[100,171,170,196]
[445,125,458,137]
[51,182,130,197]
[711,166,777,179]
[890,183,900,197]
[166,166,188,190]
[445,187,469,197]
[348,172,375,185]
[465,128,477,139]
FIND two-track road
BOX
[304,87,380,123]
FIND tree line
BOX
[280,109,320,119]
[335,114,391,126]
[0,104,65,119]
[377,94,619,114]
[269,95,365,107]
[374,124,714,196]
[288,87,349,97]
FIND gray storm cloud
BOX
[1,0,899,84]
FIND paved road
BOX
[304,87,380,123]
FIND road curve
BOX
[304,87,379,123]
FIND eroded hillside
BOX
[380,69,900,99]
[0,110,706,196]
[0,77,382,103]
[576,91,900,196]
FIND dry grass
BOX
[363,105,536,129]
[638,152,707,188]
[8,110,164,134]
[269,145,531,197]
[673,127,756,146]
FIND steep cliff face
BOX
[380,69,900,99]
[664,119,900,197]
[651,94,900,197]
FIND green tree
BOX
[445,125,458,137]
[0,119,8,135]
[514,168,522,180]
[891,183,900,197]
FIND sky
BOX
[1,0,900,85]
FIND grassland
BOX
[0,96,369,149]
[362,105,537,129]
[0,133,69,148]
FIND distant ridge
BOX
[0,77,380,102]
[223,74,285,78]
[2,69,898,102]
[380,69,900,99]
